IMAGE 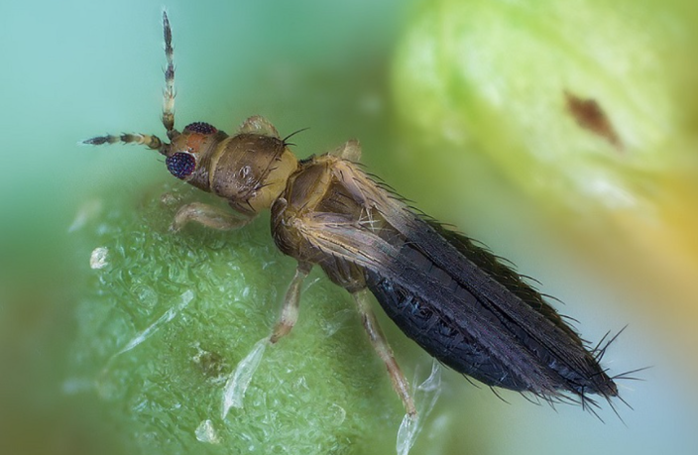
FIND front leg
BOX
[170,202,255,232]
[270,262,312,343]
[221,261,312,417]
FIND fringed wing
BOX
[295,158,617,401]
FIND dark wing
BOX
[298,158,617,402]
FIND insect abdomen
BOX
[367,271,534,391]
[364,219,619,400]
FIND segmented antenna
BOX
[83,133,162,150]
[162,11,176,138]
[83,13,176,153]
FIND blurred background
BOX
[1,0,697,454]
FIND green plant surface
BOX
[69,181,404,454]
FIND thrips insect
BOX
[85,12,623,418]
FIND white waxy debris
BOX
[329,403,346,426]
[396,360,442,455]
[320,308,353,337]
[113,290,195,357]
[69,199,102,233]
[221,336,269,419]
[98,291,195,393]
[61,377,95,395]
[195,419,220,444]
[90,247,109,269]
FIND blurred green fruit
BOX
[392,0,698,359]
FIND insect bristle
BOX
[591,326,627,363]
[611,366,650,383]
[281,127,310,147]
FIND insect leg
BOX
[352,289,416,416]
[170,202,255,232]
[270,262,312,343]
[220,262,311,415]
[161,11,176,138]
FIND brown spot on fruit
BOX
[565,90,622,150]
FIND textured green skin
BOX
[392,0,698,214]
[70,181,414,454]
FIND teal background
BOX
[1,0,696,454]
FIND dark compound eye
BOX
[184,122,218,135]
[166,152,196,179]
